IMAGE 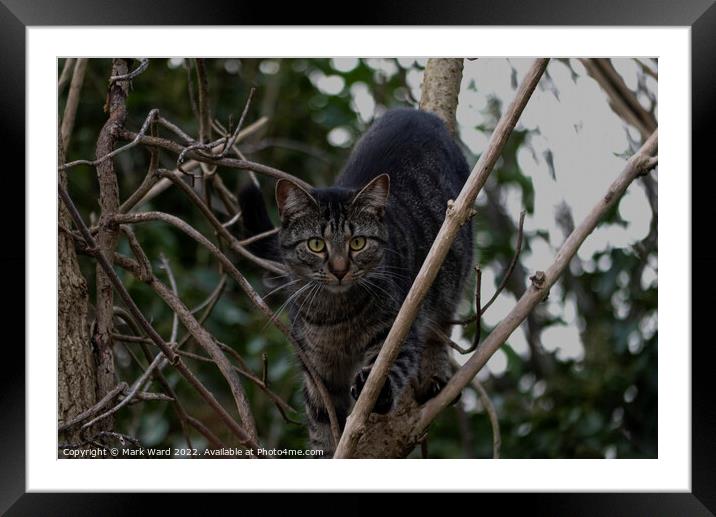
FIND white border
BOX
[29,27,690,491]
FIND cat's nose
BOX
[329,257,349,281]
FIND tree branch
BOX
[117,129,312,190]
[580,58,656,140]
[93,58,129,403]
[156,168,285,275]
[334,58,550,459]
[111,210,341,447]
[60,58,88,152]
[58,184,259,450]
[57,58,75,94]
[418,129,658,432]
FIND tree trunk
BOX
[58,139,101,445]
[419,58,464,136]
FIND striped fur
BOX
[265,108,473,456]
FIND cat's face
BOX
[275,174,390,293]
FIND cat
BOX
[239,108,473,456]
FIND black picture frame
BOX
[3,0,712,513]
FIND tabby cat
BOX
[240,108,473,456]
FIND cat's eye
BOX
[350,236,366,251]
[307,238,325,253]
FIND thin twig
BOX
[118,124,160,214]
[149,278,259,441]
[119,225,151,280]
[58,382,128,432]
[238,227,279,246]
[177,348,300,424]
[60,108,159,171]
[195,58,211,145]
[110,58,149,83]
[158,253,180,343]
[156,169,286,275]
[191,275,227,315]
[125,332,195,449]
[81,351,164,430]
[451,210,526,326]
[449,358,500,458]
[222,210,242,229]
[217,88,255,158]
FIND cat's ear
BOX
[275,179,317,222]
[351,173,390,216]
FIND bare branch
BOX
[449,357,500,458]
[59,108,159,171]
[472,378,501,459]
[334,58,550,459]
[110,58,149,83]
[451,209,526,327]
[57,58,75,94]
[156,168,286,275]
[191,274,227,315]
[418,130,658,432]
[238,227,279,246]
[195,58,212,145]
[111,209,341,447]
[58,382,128,432]
[176,346,300,424]
[580,58,656,140]
[212,116,269,156]
[217,87,255,158]
[60,58,87,152]
[158,253,180,343]
[58,184,259,449]
[117,129,312,190]
[119,225,151,280]
[93,58,129,403]
[148,277,259,442]
[112,227,258,440]
[118,127,160,214]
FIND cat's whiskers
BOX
[263,278,302,299]
[266,281,314,329]
[291,282,321,328]
[293,283,326,343]
[357,278,399,315]
[360,277,404,310]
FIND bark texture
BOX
[419,58,464,136]
[93,59,129,402]
[58,139,99,443]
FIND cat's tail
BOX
[237,182,282,263]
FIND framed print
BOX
[2,0,713,513]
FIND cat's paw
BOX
[416,376,463,406]
[350,367,394,414]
